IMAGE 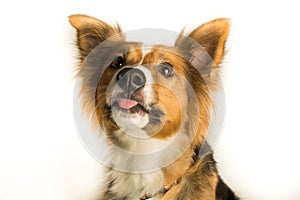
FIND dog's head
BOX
[69,14,229,157]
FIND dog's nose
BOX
[117,68,146,91]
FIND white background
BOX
[0,0,300,199]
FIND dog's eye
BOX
[158,62,174,78]
[111,56,124,68]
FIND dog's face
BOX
[104,45,192,140]
[70,15,229,155]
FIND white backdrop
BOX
[0,0,300,199]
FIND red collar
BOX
[139,181,177,200]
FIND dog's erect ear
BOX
[188,18,230,66]
[69,14,123,60]
[175,18,230,89]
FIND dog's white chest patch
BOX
[107,169,164,199]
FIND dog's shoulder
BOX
[163,152,238,200]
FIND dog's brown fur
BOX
[69,14,238,200]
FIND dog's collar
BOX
[139,181,178,200]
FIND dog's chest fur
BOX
[103,168,164,199]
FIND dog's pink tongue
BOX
[118,99,138,109]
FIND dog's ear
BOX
[175,18,230,89]
[69,14,123,60]
[188,18,230,66]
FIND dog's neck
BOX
[101,142,215,199]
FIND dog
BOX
[69,14,238,200]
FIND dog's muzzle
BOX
[111,66,165,131]
[116,68,146,109]
[114,67,147,110]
